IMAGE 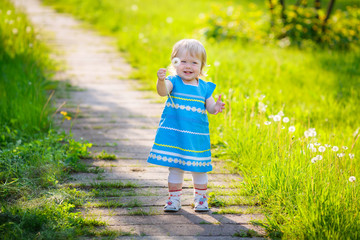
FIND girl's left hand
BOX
[214,95,225,115]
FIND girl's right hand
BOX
[157,68,167,81]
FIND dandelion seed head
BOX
[278,111,284,117]
[166,17,173,24]
[281,126,285,129]
[264,121,271,125]
[198,13,206,19]
[349,153,355,159]
[12,28,18,35]
[268,115,274,119]
[311,147,317,152]
[342,146,348,150]
[289,126,295,132]
[315,155,323,160]
[172,57,181,67]
[332,146,339,152]
[259,94,265,101]
[349,176,356,182]
[282,117,289,123]
[311,157,317,163]
[273,115,281,122]
[131,4,138,11]
[304,130,311,138]
[314,142,321,146]
[325,144,331,148]
[318,146,326,152]
[214,61,221,67]
[337,153,345,157]
[307,143,314,149]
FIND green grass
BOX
[42,0,360,238]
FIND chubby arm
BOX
[206,95,225,115]
[156,68,173,97]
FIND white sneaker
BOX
[164,197,181,212]
[194,195,209,212]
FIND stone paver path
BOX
[13,0,265,239]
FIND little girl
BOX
[147,39,225,212]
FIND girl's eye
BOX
[181,61,186,63]
[193,62,198,64]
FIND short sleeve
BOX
[166,75,177,86]
[205,82,216,99]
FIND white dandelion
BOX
[325,144,331,148]
[282,117,289,123]
[278,111,284,117]
[289,126,295,132]
[281,126,285,129]
[337,153,345,157]
[131,4,138,11]
[12,28,18,35]
[307,143,314,149]
[318,146,326,152]
[349,153,355,159]
[349,176,356,182]
[166,17,173,24]
[332,146,339,152]
[268,115,274,119]
[172,57,181,67]
[264,121,271,125]
[314,142,321,146]
[315,155,323,160]
[259,94,265,101]
[311,157,317,163]
[311,147,317,153]
[258,102,267,113]
[214,61,221,67]
[273,115,281,122]
[342,146,348,150]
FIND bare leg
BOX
[168,182,183,191]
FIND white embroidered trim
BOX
[158,126,209,136]
[151,149,211,161]
[149,153,211,167]
[166,102,206,114]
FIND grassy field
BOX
[0,1,107,239]
[37,0,360,238]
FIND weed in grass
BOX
[97,150,117,160]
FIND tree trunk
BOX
[279,0,286,22]
[324,0,335,24]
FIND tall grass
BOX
[43,0,360,238]
[0,2,55,136]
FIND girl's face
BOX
[174,50,202,84]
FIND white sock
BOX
[169,190,182,198]
[194,188,207,198]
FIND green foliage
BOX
[97,150,116,160]
[201,3,360,49]
[0,0,56,134]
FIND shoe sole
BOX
[164,206,181,212]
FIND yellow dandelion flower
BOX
[60,111,68,116]
[65,116,71,120]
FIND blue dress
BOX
[147,75,216,172]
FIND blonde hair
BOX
[171,39,207,77]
